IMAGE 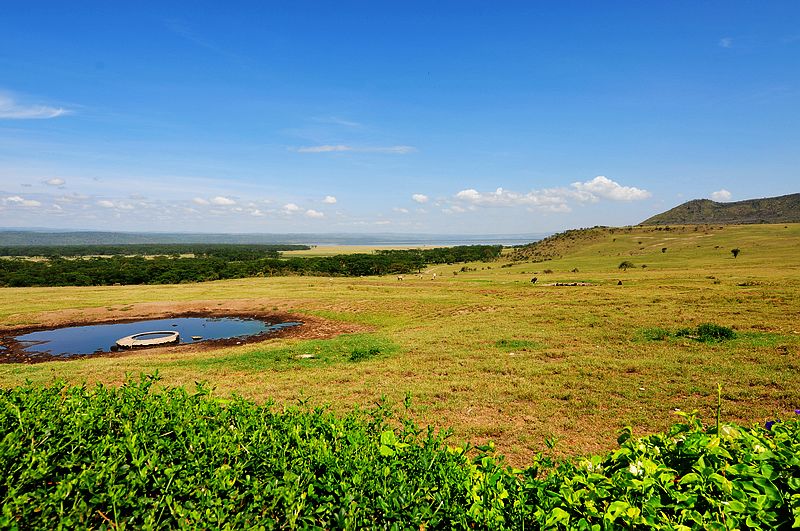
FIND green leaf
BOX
[679,473,701,485]
[380,430,397,447]
[378,444,395,457]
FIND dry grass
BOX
[1,223,798,465]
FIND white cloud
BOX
[210,196,236,206]
[296,145,416,154]
[97,200,136,210]
[316,116,362,128]
[719,37,733,48]
[442,205,467,215]
[250,209,265,217]
[44,178,65,186]
[0,92,70,119]
[453,176,650,212]
[4,195,42,207]
[570,176,651,201]
[297,145,352,153]
[392,207,409,214]
[283,202,301,213]
[455,187,570,211]
[412,193,429,204]
[192,197,210,205]
[305,209,324,218]
[322,195,337,204]
[710,189,732,201]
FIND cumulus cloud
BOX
[192,197,210,205]
[3,195,42,207]
[0,93,70,119]
[305,209,324,218]
[453,176,651,212]
[322,195,337,204]
[95,199,134,210]
[719,37,733,48]
[454,187,571,211]
[412,193,429,204]
[44,178,65,186]
[570,176,651,201]
[210,196,236,206]
[710,189,732,201]
[296,145,415,154]
[442,205,468,215]
[283,203,301,213]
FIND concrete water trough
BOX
[116,331,180,349]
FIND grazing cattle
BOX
[618,280,623,285]
[530,277,538,284]
[397,275,404,281]
[431,273,437,280]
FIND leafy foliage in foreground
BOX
[1,378,798,529]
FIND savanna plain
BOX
[1,223,798,465]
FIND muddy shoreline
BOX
[0,302,368,364]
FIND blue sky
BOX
[1,2,798,233]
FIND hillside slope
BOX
[640,193,800,225]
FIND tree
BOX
[618,260,635,271]
[731,248,740,259]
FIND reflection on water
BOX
[6,317,300,358]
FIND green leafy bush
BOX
[349,346,381,361]
[640,323,736,343]
[638,327,671,341]
[1,377,798,529]
[676,323,736,342]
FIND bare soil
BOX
[0,299,368,364]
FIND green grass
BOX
[1,223,799,465]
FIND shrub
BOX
[676,323,736,342]
[639,327,671,341]
[695,323,736,341]
[349,346,381,361]
[618,260,635,271]
[0,378,798,529]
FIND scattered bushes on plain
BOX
[640,323,736,343]
[677,323,736,342]
[638,327,671,341]
[349,346,381,361]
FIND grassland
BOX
[281,245,426,257]
[1,223,798,465]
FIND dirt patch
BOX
[0,299,369,364]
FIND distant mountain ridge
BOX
[641,193,800,225]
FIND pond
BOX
[4,317,300,359]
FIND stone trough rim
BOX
[116,330,181,349]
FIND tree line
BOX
[0,245,502,287]
[0,243,309,260]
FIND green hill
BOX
[640,193,800,225]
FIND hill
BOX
[640,193,800,225]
